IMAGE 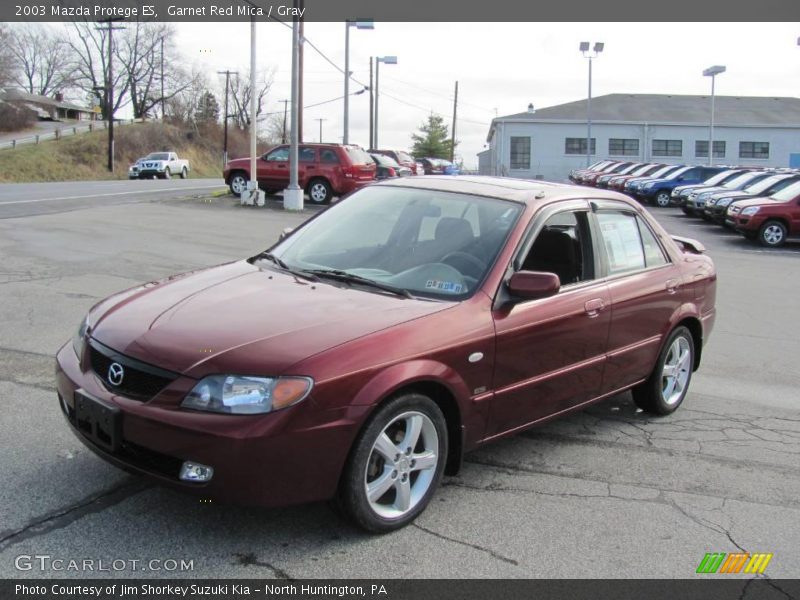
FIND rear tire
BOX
[307,178,333,204]
[633,326,694,416]
[758,220,787,247]
[654,191,671,208]
[336,393,447,533]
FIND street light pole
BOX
[280,99,289,144]
[283,12,304,210]
[369,57,374,148]
[580,41,603,168]
[703,65,726,167]
[374,55,397,150]
[217,70,238,168]
[316,118,327,142]
[343,20,373,145]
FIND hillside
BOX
[0,121,269,183]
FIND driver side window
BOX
[520,210,594,287]
[267,147,290,162]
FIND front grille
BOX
[88,339,178,401]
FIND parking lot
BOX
[1,191,799,581]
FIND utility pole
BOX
[450,81,458,163]
[316,118,327,142]
[297,0,304,143]
[217,69,238,167]
[283,8,304,210]
[280,99,289,143]
[160,37,165,119]
[97,18,124,173]
[369,57,373,149]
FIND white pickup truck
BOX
[128,152,190,179]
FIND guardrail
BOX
[0,118,140,150]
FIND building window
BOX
[652,139,682,157]
[565,138,596,155]
[510,137,531,169]
[739,142,769,159]
[694,141,725,158]
[608,138,639,156]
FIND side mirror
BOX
[279,227,294,241]
[507,271,560,300]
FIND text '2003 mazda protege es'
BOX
[56,176,716,532]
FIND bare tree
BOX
[228,69,274,129]
[7,24,76,96]
[0,25,14,87]
[164,67,209,125]
[66,20,130,119]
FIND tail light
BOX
[387,167,396,177]
[343,165,355,178]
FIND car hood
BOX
[729,196,779,210]
[90,260,453,379]
[711,190,750,200]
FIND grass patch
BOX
[0,121,259,183]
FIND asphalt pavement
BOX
[0,179,227,219]
[0,188,798,582]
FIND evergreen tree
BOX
[195,91,220,123]
[411,113,456,159]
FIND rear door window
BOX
[596,212,646,275]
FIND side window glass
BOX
[596,212,646,275]
[267,147,290,162]
[320,149,339,164]
[299,147,316,162]
[637,217,668,267]
[520,211,593,286]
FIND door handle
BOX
[665,278,680,294]
[584,298,605,317]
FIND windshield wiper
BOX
[251,252,319,282]
[302,269,413,299]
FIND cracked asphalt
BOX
[0,191,799,583]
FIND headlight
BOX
[182,375,313,415]
[741,206,760,216]
[718,198,732,207]
[643,182,655,189]
[71,316,89,358]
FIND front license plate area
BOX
[74,391,121,452]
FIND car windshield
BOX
[704,170,738,185]
[770,180,800,201]
[723,172,762,188]
[372,154,400,168]
[270,185,523,300]
[345,146,373,165]
[664,166,691,180]
[146,153,170,160]
[744,175,788,194]
[649,165,678,178]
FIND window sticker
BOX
[425,280,463,293]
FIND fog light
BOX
[180,461,214,483]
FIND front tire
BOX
[654,191,671,208]
[163,167,171,180]
[180,167,188,179]
[307,178,333,204]
[228,172,248,195]
[758,220,787,247]
[633,326,694,416]
[337,393,447,533]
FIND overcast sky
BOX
[170,22,800,168]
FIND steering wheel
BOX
[440,251,487,280]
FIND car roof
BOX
[376,175,635,206]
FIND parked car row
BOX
[223,144,460,203]
[570,161,800,247]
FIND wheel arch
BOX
[675,316,703,371]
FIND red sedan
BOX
[57,177,716,532]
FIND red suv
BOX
[727,179,800,246]
[224,144,377,204]
[369,149,419,175]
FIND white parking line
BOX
[0,184,225,206]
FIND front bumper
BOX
[55,342,367,508]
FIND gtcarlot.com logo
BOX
[15,554,194,572]
[696,552,773,574]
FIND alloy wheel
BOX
[661,336,691,405]
[364,411,439,519]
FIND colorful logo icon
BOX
[696,552,773,574]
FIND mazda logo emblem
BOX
[107,362,125,386]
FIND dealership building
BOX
[478,94,800,182]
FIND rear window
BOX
[396,151,414,163]
[345,147,373,165]
[372,154,400,167]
